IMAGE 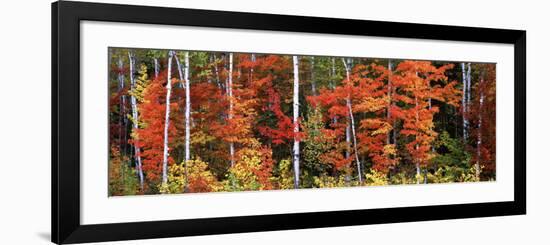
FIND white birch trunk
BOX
[117,57,126,154]
[117,56,127,184]
[343,59,351,160]
[184,52,191,162]
[216,55,223,89]
[175,55,185,89]
[331,58,337,125]
[128,52,144,189]
[342,58,362,183]
[161,51,174,185]
[310,56,316,95]
[347,100,362,183]
[212,55,222,89]
[183,52,191,191]
[292,55,301,189]
[154,58,159,79]
[174,52,190,190]
[476,83,484,180]
[249,54,256,83]
[467,63,472,111]
[331,58,336,89]
[461,63,468,142]
[345,125,351,159]
[251,54,256,72]
[228,53,235,167]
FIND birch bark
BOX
[128,52,144,189]
[292,55,301,189]
[174,52,190,191]
[184,52,191,163]
[476,80,484,180]
[154,58,159,79]
[161,51,174,185]
[117,56,127,185]
[461,63,468,142]
[117,57,127,155]
[467,63,472,112]
[228,53,235,167]
[342,58,362,183]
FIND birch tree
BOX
[173,52,191,162]
[475,79,484,180]
[467,63,472,112]
[117,55,127,185]
[117,56,127,155]
[128,51,144,189]
[461,62,468,142]
[184,52,191,163]
[154,57,159,79]
[342,58,363,183]
[228,53,235,167]
[174,52,191,191]
[292,55,301,188]
[213,54,222,90]
[161,51,174,185]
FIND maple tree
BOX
[132,64,179,187]
[391,61,461,183]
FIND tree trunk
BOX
[476,80,484,180]
[466,63,472,113]
[228,53,235,167]
[175,55,184,88]
[161,51,174,185]
[213,54,222,90]
[184,52,191,163]
[249,54,256,83]
[128,52,144,189]
[343,59,351,161]
[331,58,337,125]
[183,52,191,191]
[154,58,159,79]
[461,63,468,143]
[175,52,191,190]
[310,56,316,95]
[342,58,363,183]
[117,56,127,185]
[175,52,191,165]
[345,125,351,159]
[292,55,301,189]
[117,57,127,156]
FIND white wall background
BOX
[0,0,547,244]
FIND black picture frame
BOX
[52,1,526,244]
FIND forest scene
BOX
[108,47,496,196]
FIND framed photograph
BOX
[52,1,526,244]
